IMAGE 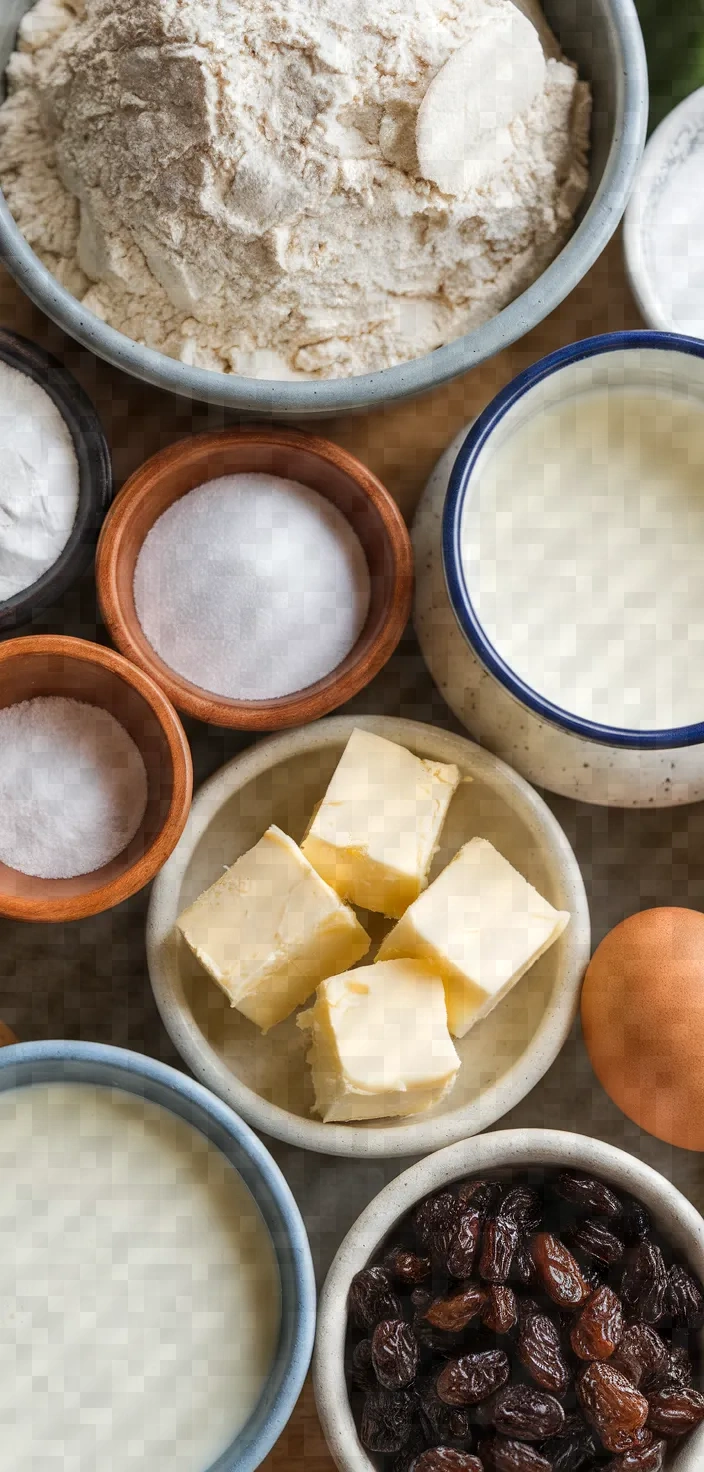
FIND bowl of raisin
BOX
[314,1130,704,1472]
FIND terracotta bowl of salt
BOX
[95,428,414,729]
[0,636,192,922]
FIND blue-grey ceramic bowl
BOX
[0,0,647,416]
[0,1040,316,1472]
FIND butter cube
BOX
[301,728,461,918]
[378,837,570,1038]
[297,958,460,1123]
[177,825,371,1032]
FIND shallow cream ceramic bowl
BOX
[314,1129,704,1472]
[147,715,590,1158]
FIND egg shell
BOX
[581,907,704,1151]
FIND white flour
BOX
[0,0,590,379]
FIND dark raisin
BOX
[570,1285,624,1361]
[566,1219,625,1266]
[667,1264,704,1328]
[553,1171,622,1217]
[424,1283,486,1333]
[543,1416,599,1472]
[646,1386,704,1437]
[516,1307,570,1393]
[616,1201,652,1245]
[385,1248,432,1286]
[411,1452,483,1472]
[457,1180,502,1213]
[530,1232,591,1308]
[393,1425,427,1472]
[481,1285,518,1335]
[360,1387,414,1454]
[512,1238,540,1288]
[435,1350,510,1407]
[651,1344,693,1390]
[349,1266,402,1329]
[482,1438,552,1472]
[415,1375,472,1442]
[606,1441,666,1471]
[577,1362,649,1454]
[350,1337,376,1390]
[447,1209,483,1279]
[499,1186,542,1233]
[491,1383,565,1440]
[372,1319,420,1389]
[612,1324,669,1390]
[479,1218,519,1283]
[621,1243,668,1324]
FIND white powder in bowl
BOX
[0,360,79,601]
[133,473,372,701]
[0,697,148,879]
[0,0,591,379]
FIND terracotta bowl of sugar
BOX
[95,428,414,729]
[0,636,193,922]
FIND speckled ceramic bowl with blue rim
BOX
[413,329,704,807]
[0,1040,316,1472]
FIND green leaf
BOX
[636,0,704,130]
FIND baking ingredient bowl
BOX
[146,714,590,1159]
[0,0,646,416]
[0,1039,315,1472]
[0,635,192,922]
[314,1128,704,1472]
[414,330,704,808]
[624,86,704,336]
[95,429,413,730]
[0,328,111,631]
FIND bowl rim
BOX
[0,0,648,413]
[95,427,414,730]
[0,1038,316,1472]
[623,84,704,334]
[0,635,193,922]
[0,328,112,630]
[146,713,591,1159]
[442,329,704,753]
[313,1127,704,1472]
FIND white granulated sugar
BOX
[0,360,79,601]
[0,0,590,380]
[0,697,148,879]
[133,473,372,700]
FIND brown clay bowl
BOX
[95,428,414,729]
[0,637,193,922]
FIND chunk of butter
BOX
[297,958,460,1123]
[177,825,371,1032]
[300,728,461,918]
[378,836,570,1038]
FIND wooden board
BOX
[0,232,643,1468]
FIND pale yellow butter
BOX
[300,728,461,918]
[177,825,371,1032]
[378,836,570,1038]
[297,958,460,1123]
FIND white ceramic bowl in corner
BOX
[314,1129,704,1472]
[147,715,590,1159]
[624,87,704,335]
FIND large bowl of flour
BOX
[0,0,647,414]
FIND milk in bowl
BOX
[0,1079,281,1469]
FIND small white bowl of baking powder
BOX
[624,86,704,335]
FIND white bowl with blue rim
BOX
[413,329,704,807]
[0,1040,316,1472]
[624,86,704,337]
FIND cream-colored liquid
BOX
[0,1083,280,1471]
[462,388,704,730]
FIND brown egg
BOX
[581,907,704,1151]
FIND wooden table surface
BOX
[0,233,643,1470]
